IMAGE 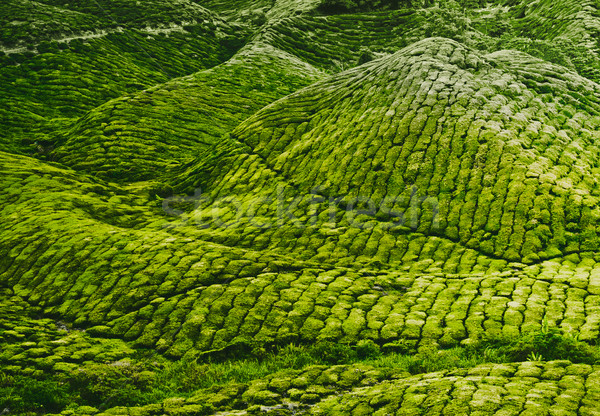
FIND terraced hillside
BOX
[3,0,600,414]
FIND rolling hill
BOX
[2,0,600,415]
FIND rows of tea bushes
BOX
[0,0,246,156]
[52,42,325,181]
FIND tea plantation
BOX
[3,0,600,414]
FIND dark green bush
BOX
[156,358,210,393]
[480,321,600,364]
[311,341,357,364]
[38,41,60,54]
[422,4,471,41]
[317,0,416,14]
[0,373,70,413]
[68,362,157,409]
[506,328,597,363]
[357,48,376,65]
[356,339,381,359]
[317,0,486,14]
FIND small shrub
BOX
[67,362,157,409]
[317,0,415,14]
[272,344,314,369]
[356,339,381,359]
[357,48,375,65]
[166,359,210,392]
[422,4,471,42]
[506,326,598,363]
[479,320,600,364]
[311,341,357,364]
[0,373,70,414]
[248,10,267,26]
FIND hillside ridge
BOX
[3,0,600,414]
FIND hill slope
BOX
[3,0,600,415]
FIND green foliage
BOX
[318,0,394,14]
[479,321,600,365]
[365,343,507,374]
[5,0,600,413]
[317,0,434,14]
[0,372,70,414]
[311,341,358,364]
[0,2,246,156]
[498,37,600,83]
[357,48,376,65]
[153,358,211,393]
[500,37,574,68]
[2,333,600,414]
[356,339,381,359]
[67,362,159,408]
[422,3,471,41]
